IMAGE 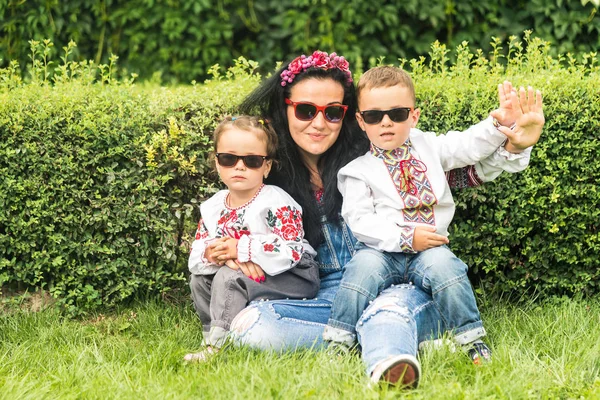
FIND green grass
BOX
[1,295,599,399]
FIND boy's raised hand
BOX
[490,83,545,153]
[491,81,518,127]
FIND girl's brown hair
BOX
[213,116,278,159]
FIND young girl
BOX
[184,116,320,362]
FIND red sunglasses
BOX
[285,99,348,123]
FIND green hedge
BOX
[1,0,599,82]
[1,36,598,314]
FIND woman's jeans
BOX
[325,244,485,347]
[228,218,446,374]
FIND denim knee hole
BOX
[359,298,412,325]
[230,307,260,335]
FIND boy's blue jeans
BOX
[323,244,485,347]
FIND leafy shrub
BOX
[1,0,598,82]
[0,48,258,314]
[0,36,598,315]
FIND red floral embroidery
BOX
[292,250,301,261]
[280,224,300,241]
[237,229,251,238]
[218,210,237,225]
[263,243,275,252]
[276,206,296,225]
[216,209,251,240]
[195,219,209,240]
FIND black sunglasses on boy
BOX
[360,107,413,124]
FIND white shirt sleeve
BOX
[474,145,532,182]
[429,117,510,171]
[339,171,415,252]
[188,218,220,275]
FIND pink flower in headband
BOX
[280,50,353,87]
[311,51,330,68]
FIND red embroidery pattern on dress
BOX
[195,219,209,240]
[264,205,304,265]
[216,209,251,239]
[263,243,275,252]
[371,143,438,225]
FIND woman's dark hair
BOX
[238,58,369,246]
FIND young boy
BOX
[322,66,544,370]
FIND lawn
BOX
[1,293,599,399]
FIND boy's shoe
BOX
[370,354,421,389]
[183,346,219,363]
[466,341,492,365]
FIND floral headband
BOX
[280,50,352,87]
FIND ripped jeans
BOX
[356,284,443,376]
[228,217,446,375]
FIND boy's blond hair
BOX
[356,66,416,106]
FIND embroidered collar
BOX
[225,184,265,210]
[369,141,411,162]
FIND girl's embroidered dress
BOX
[188,184,320,348]
[189,184,317,275]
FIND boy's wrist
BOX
[492,117,516,131]
[503,140,524,154]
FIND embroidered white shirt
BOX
[338,117,532,253]
[189,185,316,276]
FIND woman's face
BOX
[286,78,345,167]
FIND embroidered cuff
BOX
[399,226,416,253]
[237,234,252,263]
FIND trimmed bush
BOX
[0,36,598,314]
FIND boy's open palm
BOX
[491,85,545,153]
[412,226,450,252]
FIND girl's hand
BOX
[412,226,449,252]
[211,237,239,262]
[224,260,265,283]
[205,238,228,264]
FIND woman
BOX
[227,51,542,387]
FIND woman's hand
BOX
[224,260,266,283]
[412,226,449,252]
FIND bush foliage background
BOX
[0,0,599,82]
[0,35,598,314]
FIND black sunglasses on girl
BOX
[360,107,413,124]
[216,153,269,169]
[285,99,348,123]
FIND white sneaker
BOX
[370,354,421,389]
[183,346,218,363]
